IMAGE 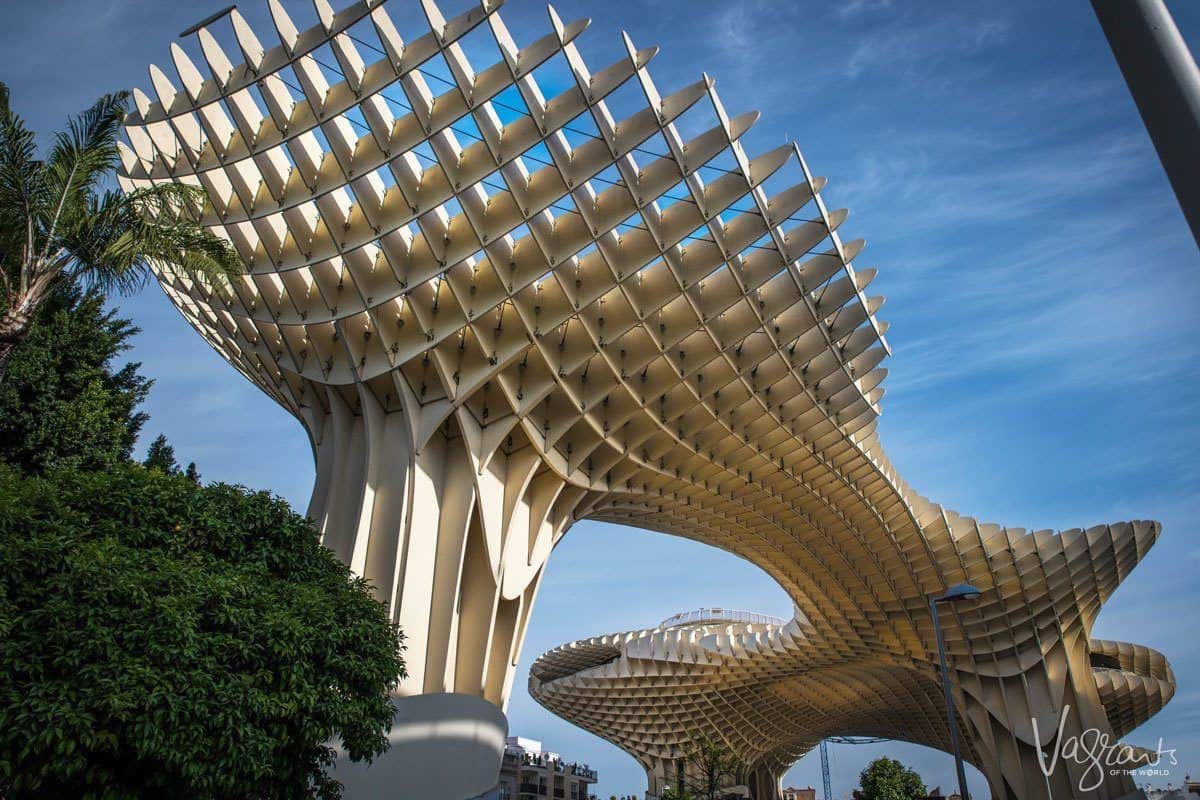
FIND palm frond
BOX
[122,184,242,281]
[0,81,44,274]
[123,181,207,220]
[41,91,130,255]
[141,219,244,284]
[61,186,242,296]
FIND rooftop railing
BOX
[571,765,598,781]
[660,608,786,629]
[511,750,597,783]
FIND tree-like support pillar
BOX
[641,753,784,799]
[743,763,785,800]
[642,756,680,799]
[958,630,1146,800]
[305,390,580,798]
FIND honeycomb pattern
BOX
[533,610,1175,799]
[118,0,886,708]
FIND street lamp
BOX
[930,583,982,800]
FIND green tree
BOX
[673,737,743,800]
[853,757,928,800]
[141,433,179,473]
[0,285,149,474]
[0,81,240,368]
[661,787,695,800]
[0,464,406,799]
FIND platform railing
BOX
[659,608,786,629]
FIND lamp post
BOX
[930,583,982,800]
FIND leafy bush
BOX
[0,286,150,475]
[0,464,405,799]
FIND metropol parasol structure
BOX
[117,0,1175,797]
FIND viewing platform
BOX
[660,608,787,629]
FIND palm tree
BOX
[0,81,239,368]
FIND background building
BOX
[469,737,598,800]
[1143,774,1200,798]
[781,787,815,800]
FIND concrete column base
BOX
[331,693,507,799]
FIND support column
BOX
[643,755,681,800]
[744,762,783,800]
[958,633,1137,800]
[330,693,508,799]
[304,390,572,798]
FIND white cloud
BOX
[835,0,895,20]
[843,13,1011,81]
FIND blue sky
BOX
[3,0,1199,796]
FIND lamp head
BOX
[937,583,982,603]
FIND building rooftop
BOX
[500,735,598,783]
